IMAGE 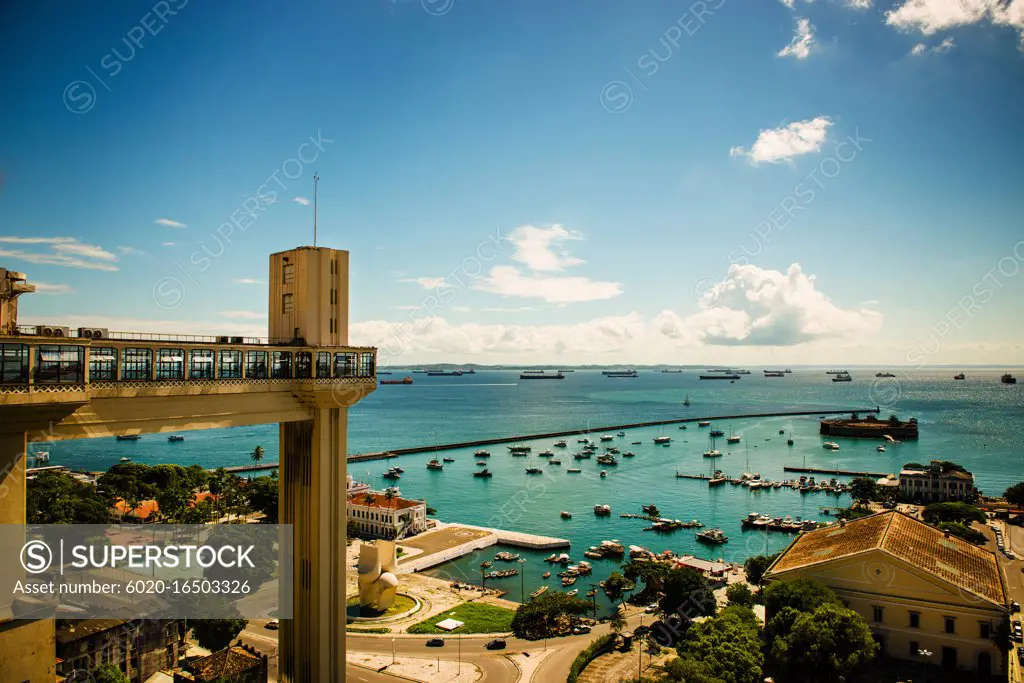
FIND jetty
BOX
[349,407,876,462]
[784,466,888,478]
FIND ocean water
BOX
[34,367,1024,611]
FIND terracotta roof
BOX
[766,511,1006,607]
[186,645,263,681]
[113,492,217,520]
[55,619,128,645]
[348,492,423,511]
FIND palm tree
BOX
[251,445,265,467]
[609,609,626,639]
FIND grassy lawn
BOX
[407,602,515,635]
[346,593,418,620]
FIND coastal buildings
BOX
[899,461,978,503]
[347,472,371,496]
[764,511,1008,677]
[174,642,269,682]
[348,491,427,540]
[55,619,183,682]
[0,248,376,682]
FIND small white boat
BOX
[823,441,840,450]
[876,444,886,452]
[566,589,578,596]
[653,436,671,444]
[120,457,131,462]
[34,451,50,463]
[553,440,567,447]
[600,470,608,478]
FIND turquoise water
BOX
[35,367,1024,611]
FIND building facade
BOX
[765,511,1008,678]
[900,461,977,502]
[347,491,427,540]
[55,619,182,682]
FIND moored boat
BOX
[426,459,443,470]
[473,469,493,477]
[168,435,184,442]
[594,504,611,515]
[696,528,728,544]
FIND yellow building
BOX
[0,247,374,682]
[764,511,1009,678]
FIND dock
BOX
[395,522,569,574]
[348,407,876,462]
[783,466,889,478]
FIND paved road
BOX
[346,633,519,681]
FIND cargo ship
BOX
[700,374,740,380]
[1002,373,1017,384]
[380,376,413,385]
[427,370,463,376]
[520,372,564,379]
[602,369,638,378]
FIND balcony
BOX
[0,328,376,401]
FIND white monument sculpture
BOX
[358,540,400,611]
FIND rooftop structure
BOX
[174,642,268,682]
[765,511,1008,676]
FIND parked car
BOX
[1017,645,1024,665]
[572,625,592,635]
[485,639,506,650]
[265,619,279,630]
[1011,600,1020,613]
[426,638,445,647]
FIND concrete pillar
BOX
[278,407,348,682]
[0,430,56,682]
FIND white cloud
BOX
[234,278,264,285]
[729,116,833,165]
[886,0,1024,46]
[690,263,882,346]
[399,277,448,289]
[845,0,873,8]
[154,218,186,228]
[353,264,882,362]
[32,282,75,295]
[118,246,147,256]
[507,224,586,272]
[911,36,957,53]
[473,265,622,304]
[481,306,537,313]
[162,242,176,247]
[293,197,310,206]
[219,310,266,319]
[0,236,119,271]
[779,0,795,7]
[778,18,816,59]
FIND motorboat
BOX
[616,431,626,436]
[953,373,965,380]
[599,470,608,478]
[600,435,614,442]
[383,468,401,480]
[475,450,491,457]
[538,450,555,457]
[525,467,543,474]
[623,451,635,457]
[168,435,184,442]
[823,441,840,450]
[476,461,487,466]
[698,421,711,427]
[709,429,725,438]
[653,436,671,444]
[594,504,611,515]
[116,435,140,441]
[553,440,568,447]
[566,589,578,596]
[561,511,572,519]
[443,457,455,463]
[567,467,582,473]
[508,445,531,454]
[876,444,886,452]
[695,528,728,544]
[119,457,131,462]
[549,459,562,465]
[473,469,493,477]
[531,586,548,599]
[542,571,551,579]
[426,459,443,470]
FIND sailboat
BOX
[703,433,722,458]
[786,431,794,446]
[726,427,741,444]
[683,394,691,406]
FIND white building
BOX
[899,461,977,502]
[347,491,427,540]
[347,473,370,496]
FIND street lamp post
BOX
[391,638,395,666]
[638,613,643,681]
[918,648,933,683]
[519,557,526,602]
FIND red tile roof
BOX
[348,492,423,511]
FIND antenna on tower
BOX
[313,172,320,247]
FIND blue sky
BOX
[1,0,1023,364]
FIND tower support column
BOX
[278,407,348,682]
[0,430,56,682]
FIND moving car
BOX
[426,638,445,647]
[485,639,507,650]
[265,619,279,630]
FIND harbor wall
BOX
[783,466,889,477]
[349,408,876,462]
[397,534,498,574]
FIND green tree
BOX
[510,591,590,640]
[623,559,672,600]
[762,578,840,620]
[602,572,636,609]
[769,602,878,683]
[608,609,626,636]
[181,498,216,525]
[742,553,779,586]
[922,501,985,525]
[671,606,762,683]
[90,664,130,683]
[659,567,715,620]
[246,475,279,523]
[251,445,265,467]
[155,485,192,523]
[97,463,157,519]
[937,521,986,545]
[208,468,227,518]
[347,519,361,545]
[849,477,878,501]
[190,618,248,652]
[27,471,110,524]
[725,583,754,607]
[659,655,726,683]
[1003,482,1024,506]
